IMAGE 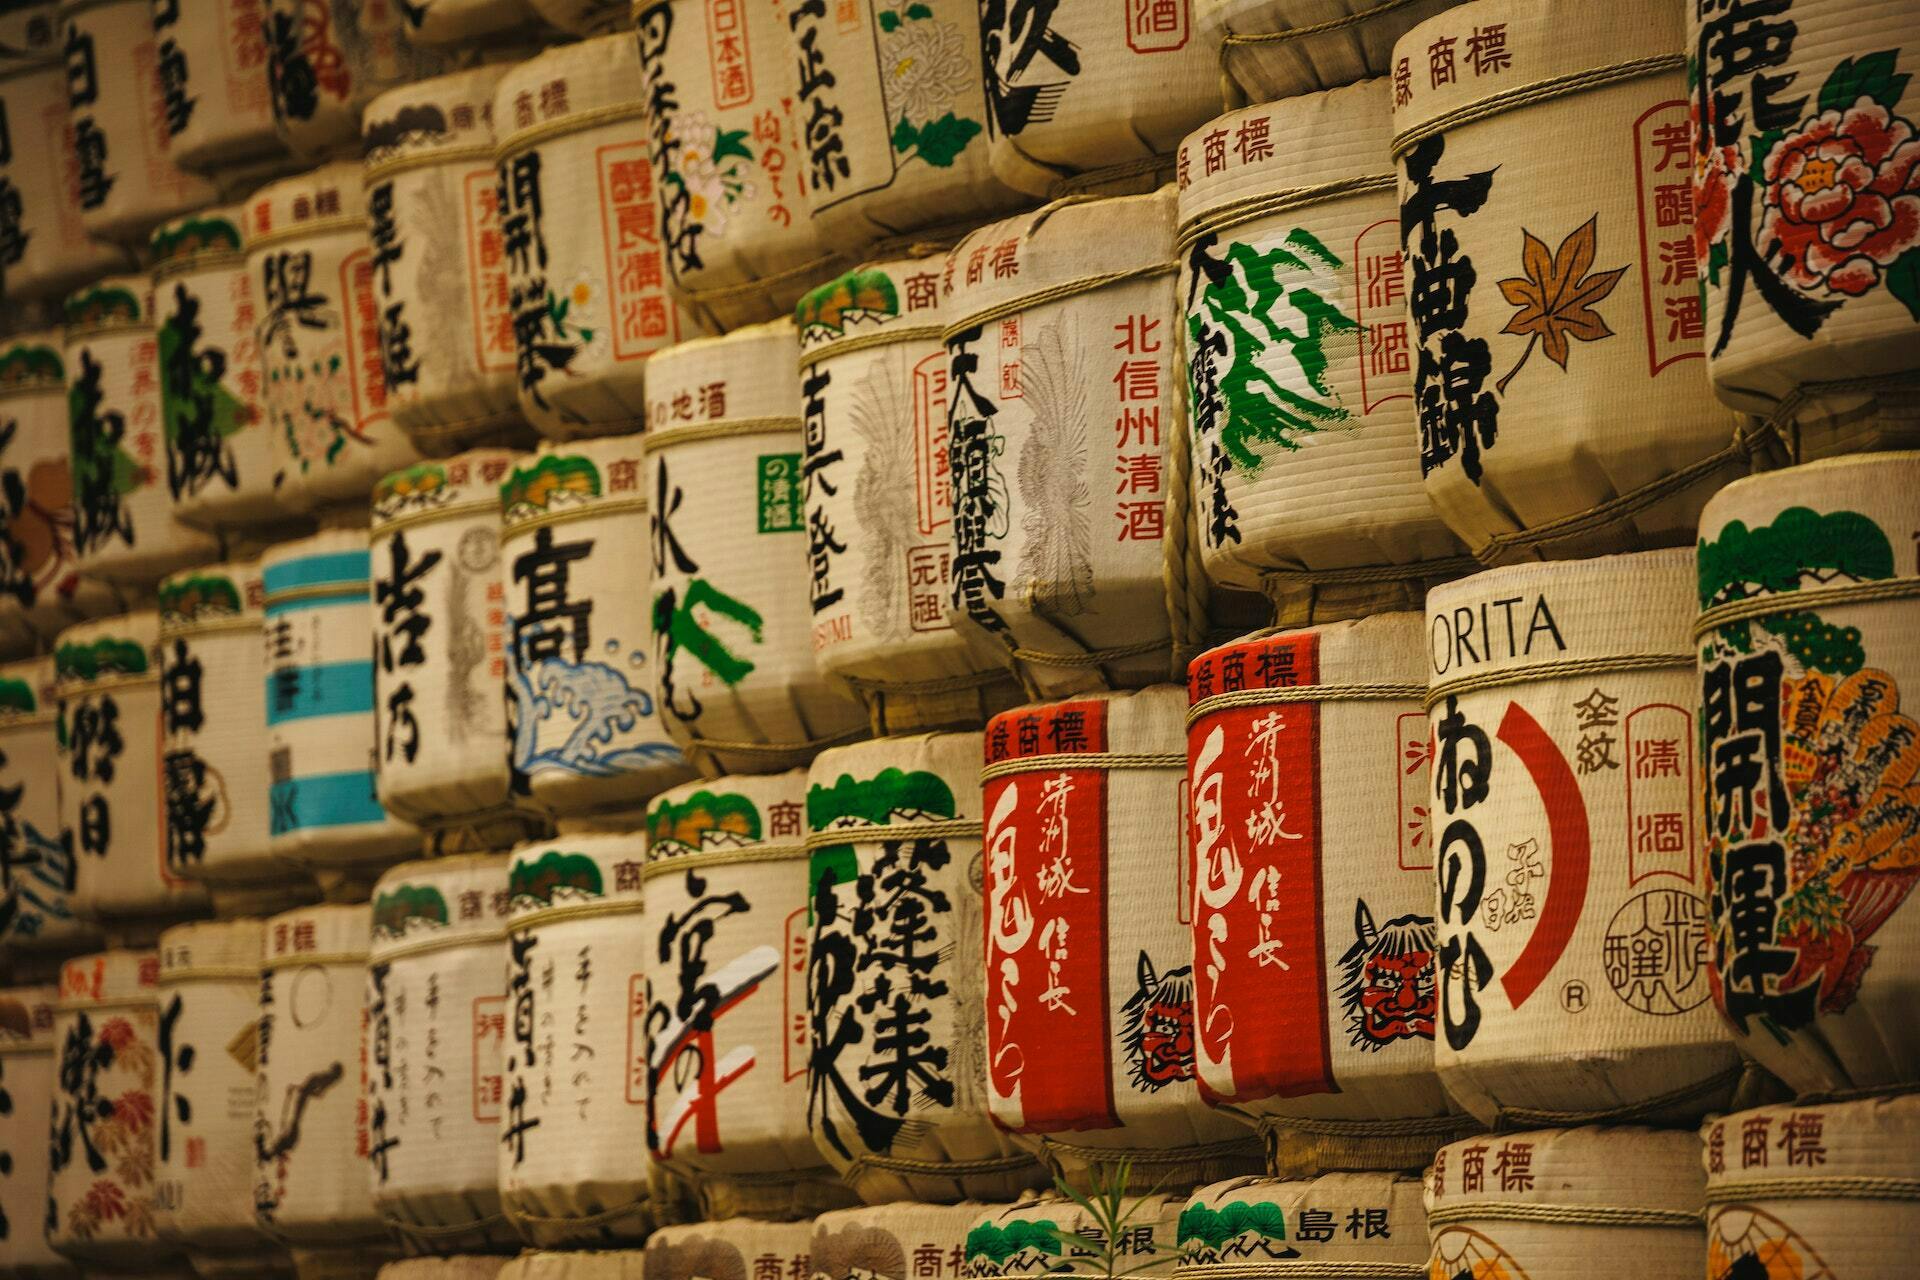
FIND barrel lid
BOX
[1426,1125,1705,1218]
[370,853,512,957]
[494,33,643,156]
[1697,450,1920,561]
[985,683,1184,764]
[373,451,520,529]
[796,255,948,360]
[264,902,373,966]
[0,653,56,725]
[0,983,58,1051]
[0,331,64,393]
[646,1220,816,1277]
[159,918,266,979]
[499,437,648,530]
[646,319,800,431]
[506,830,646,926]
[969,1192,1182,1275]
[1705,1094,1920,1194]
[63,277,152,334]
[54,611,161,691]
[150,206,248,272]
[160,561,266,634]
[57,948,160,1009]
[1190,611,1426,696]
[261,527,372,601]
[364,62,515,167]
[646,769,809,865]
[1179,1174,1428,1269]
[242,162,369,248]
[813,1203,1002,1272]
[807,731,986,839]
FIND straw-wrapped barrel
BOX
[1177,1174,1428,1279]
[1200,0,1461,107]
[525,0,626,34]
[965,1194,1182,1278]
[812,1203,1000,1280]
[0,985,68,1278]
[645,1219,816,1280]
[0,656,88,951]
[501,1254,647,1280]
[151,0,286,172]
[263,0,448,159]
[398,0,542,43]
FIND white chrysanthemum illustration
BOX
[883,17,974,124]
[666,110,758,238]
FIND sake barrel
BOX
[1425,1127,1703,1280]
[500,830,683,1247]
[643,321,867,775]
[812,1203,999,1280]
[57,612,212,925]
[0,333,120,641]
[1692,452,1920,1094]
[524,0,626,35]
[1389,0,1756,564]
[55,0,217,247]
[794,256,1024,735]
[1424,550,1741,1126]
[63,279,223,587]
[979,0,1220,198]
[646,1220,815,1280]
[776,0,1027,250]
[1185,616,1466,1173]
[398,0,542,44]
[1176,81,1471,625]
[1689,0,1920,449]
[47,950,177,1267]
[262,0,447,160]
[644,771,855,1219]
[982,686,1262,1190]
[0,656,89,951]
[1200,0,1461,108]
[0,985,70,1279]
[632,0,843,333]
[378,1260,509,1280]
[501,1254,646,1280]
[493,36,690,441]
[244,163,425,513]
[152,0,286,172]
[370,453,524,836]
[965,1194,1181,1278]
[255,903,381,1245]
[366,855,515,1253]
[940,191,1179,698]
[363,66,530,456]
[150,207,281,530]
[500,440,694,819]
[0,5,128,302]
[263,530,422,871]
[1704,1094,1920,1280]
[153,920,281,1274]
[293,1251,399,1280]
[1178,1174,1427,1279]
[805,733,1046,1204]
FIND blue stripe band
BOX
[270,770,387,834]
[263,551,371,596]
[265,660,375,724]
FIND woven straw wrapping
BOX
[292,1250,402,1280]
[795,254,1023,735]
[255,903,382,1244]
[778,0,1027,251]
[1177,1173,1427,1277]
[493,36,695,441]
[1690,0,1920,449]
[1693,452,1920,1095]
[966,1193,1183,1278]
[55,0,216,246]
[644,1218,817,1280]
[1425,1126,1703,1280]
[1705,1094,1920,1280]
[48,950,176,1267]
[153,921,281,1265]
[980,0,1221,197]
[527,0,628,34]
[1177,80,1468,625]
[983,686,1262,1190]
[160,560,288,887]
[0,12,130,302]
[152,0,286,170]
[0,656,90,950]
[940,191,1180,698]
[499,830,685,1247]
[245,164,427,513]
[644,321,868,776]
[644,770,856,1219]
[364,66,531,455]
[634,0,845,333]
[63,278,222,587]
[1389,0,1755,564]
[378,1259,511,1280]
[1199,0,1462,107]
[58,611,211,923]
[812,1202,1001,1280]
[1186,615,1468,1175]
[151,207,284,529]
[805,733,1047,1205]
[263,530,422,871]
[500,438,695,819]
[398,0,540,43]
[1425,549,1740,1126]
[0,984,69,1277]
[366,855,516,1252]
[370,452,525,833]
[263,0,448,159]
[500,1253,648,1280]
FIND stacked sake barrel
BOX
[0,984,67,1276]
[0,656,90,951]
[646,1220,815,1280]
[966,1194,1184,1277]
[151,0,289,174]
[812,1203,1002,1280]
[1201,0,1459,107]
[1178,1174,1428,1280]
[398,0,545,44]
[263,0,448,160]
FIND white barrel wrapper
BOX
[263,0,448,160]
[812,1203,1000,1280]
[1693,453,1920,1094]
[1177,81,1469,624]
[58,611,210,924]
[501,1254,648,1280]
[0,984,70,1278]
[805,733,1046,1204]
[965,1193,1181,1278]
[1425,1126,1704,1280]
[397,0,541,44]
[500,438,694,820]
[366,854,514,1252]
[644,320,867,776]
[1200,0,1462,107]
[1177,1174,1428,1279]
[0,656,89,951]
[982,686,1263,1188]
[63,279,222,587]
[493,36,692,441]
[795,255,1023,735]
[152,0,286,171]
[644,771,854,1218]
[1426,550,1740,1125]
[378,1261,510,1280]
[646,1219,816,1280]
[1389,0,1753,563]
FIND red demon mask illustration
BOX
[1337,899,1438,1048]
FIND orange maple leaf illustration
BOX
[1493,215,1627,394]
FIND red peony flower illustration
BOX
[1760,96,1920,297]
[1691,91,1744,271]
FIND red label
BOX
[707,0,755,108]
[1631,99,1703,377]
[1625,701,1694,885]
[464,168,516,375]
[472,995,504,1122]
[983,700,1117,1133]
[598,142,677,361]
[1186,633,1333,1103]
[1124,0,1189,54]
[1352,218,1412,415]
[341,247,388,432]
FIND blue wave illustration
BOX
[510,654,684,778]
